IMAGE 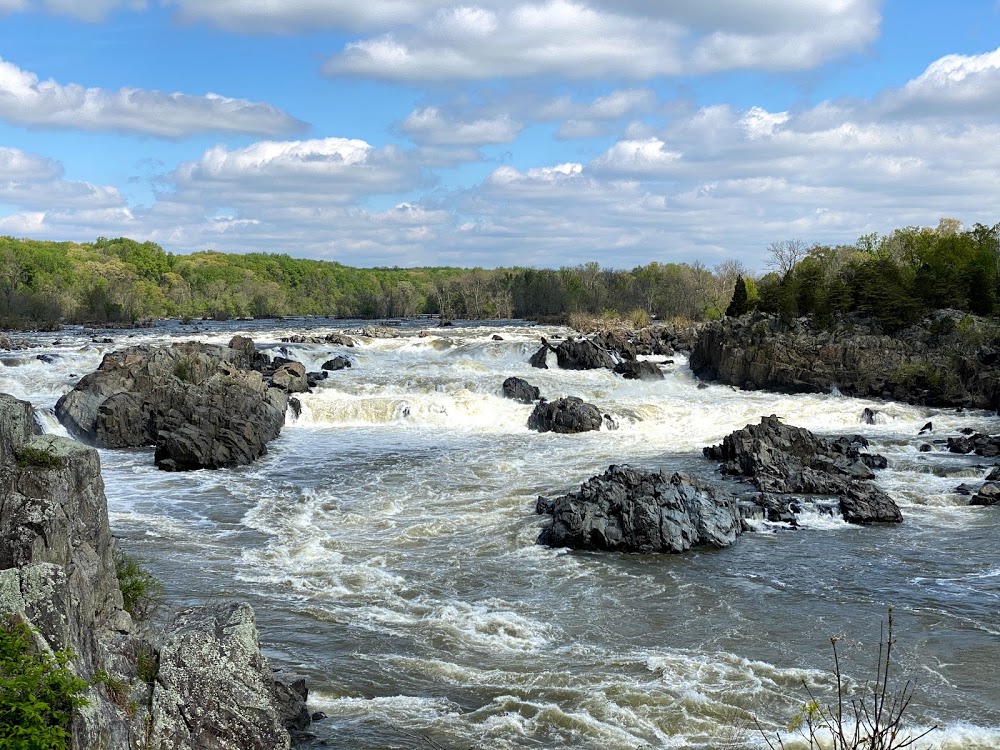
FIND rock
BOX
[502,376,540,404]
[603,413,619,430]
[528,345,549,369]
[536,465,742,553]
[919,443,932,452]
[955,482,975,495]
[861,407,878,424]
[552,338,616,370]
[271,362,309,393]
[919,421,933,435]
[358,326,400,338]
[614,360,663,380]
[272,672,311,734]
[704,415,901,524]
[689,312,1000,411]
[55,340,288,471]
[970,481,1000,506]
[527,397,602,434]
[986,465,1000,480]
[150,603,292,750]
[321,355,352,371]
[324,332,355,347]
[492,334,504,341]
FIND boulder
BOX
[149,603,291,750]
[271,362,309,393]
[321,355,352,371]
[552,338,616,370]
[55,339,288,471]
[502,376,540,404]
[528,345,549,369]
[536,465,742,553]
[703,415,901,524]
[970,481,1000,506]
[324,332,356,347]
[614,360,664,381]
[527,397,602,434]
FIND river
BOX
[2,319,999,749]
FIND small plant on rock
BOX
[15,444,64,469]
[756,608,936,750]
[114,550,164,623]
[0,617,89,749]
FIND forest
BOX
[1,218,998,330]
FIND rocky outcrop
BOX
[150,603,291,750]
[502,376,540,404]
[970,481,1000,506]
[947,432,1000,458]
[690,312,1000,410]
[527,397,602,434]
[54,337,289,471]
[550,338,616,370]
[536,465,742,552]
[704,415,901,524]
[1,392,303,749]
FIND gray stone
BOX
[527,397,602,434]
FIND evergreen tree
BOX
[726,275,750,317]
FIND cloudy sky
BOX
[0,1,998,270]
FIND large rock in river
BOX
[55,337,289,471]
[527,396,602,434]
[537,465,742,552]
[704,415,901,524]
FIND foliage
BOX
[114,551,164,623]
[15,444,64,469]
[136,643,159,686]
[726,275,750,317]
[0,617,89,749]
[756,609,936,750]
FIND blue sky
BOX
[1,0,999,270]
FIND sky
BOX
[0,1,999,271]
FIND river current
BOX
[2,319,999,749]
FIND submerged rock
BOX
[614,360,663,381]
[322,355,352,371]
[536,465,742,553]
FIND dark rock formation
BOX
[502,376,540,404]
[614,360,664,381]
[55,337,289,471]
[690,312,1000,410]
[536,465,742,552]
[551,338,616,370]
[704,415,901,524]
[529,346,549,369]
[947,432,1000,457]
[322,355,352,371]
[527,396,602,434]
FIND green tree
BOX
[725,275,750,317]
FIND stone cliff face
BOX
[690,312,1000,411]
[0,392,300,749]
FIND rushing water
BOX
[2,319,1000,749]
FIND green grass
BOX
[15,445,64,469]
[114,551,164,623]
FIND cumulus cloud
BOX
[0,57,306,137]
[0,147,128,213]
[399,107,521,145]
[879,46,1000,118]
[324,0,878,81]
[170,137,426,206]
[2,0,145,21]
[163,0,442,33]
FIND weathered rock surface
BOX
[947,432,1000,458]
[55,337,289,471]
[970,481,1000,506]
[150,603,291,750]
[1,392,303,749]
[704,415,901,524]
[551,338,616,370]
[527,396,602,434]
[690,312,1000,410]
[536,465,742,552]
[502,376,540,404]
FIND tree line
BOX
[742,219,1000,332]
[0,236,746,329]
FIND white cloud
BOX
[0,147,128,213]
[399,107,521,145]
[324,0,878,81]
[170,137,425,205]
[880,46,1000,118]
[164,0,441,33]
[0,57,305,137]
[2,0,145,21]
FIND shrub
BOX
[756,608,936,750]
[0,617,89,749]
[15,444,64,469]
[114,551,164,623]
[626,308,651,328]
